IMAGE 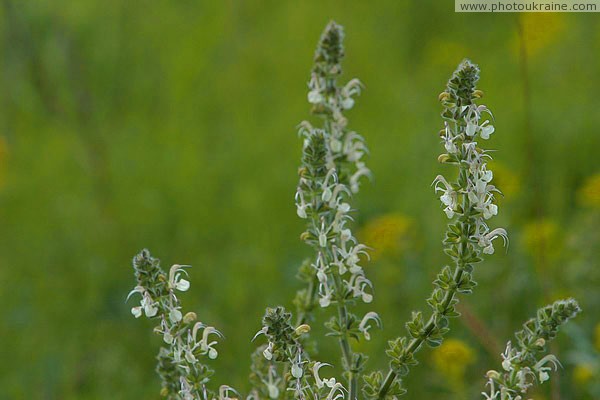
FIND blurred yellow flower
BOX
[595,323,600,352]
[360,213,414,260]
[488,161,520,202]
[573,364,595,386]
[432,338,476,383]
[578,172,600,209]
[516,14,566,58]
[521,219,561,261]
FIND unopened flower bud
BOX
[300,231,310,241]
[473,89,484,98]
[295,324,311,335]
[160,387,169,397]
[183,312,197,324]
[486,370,501,380]
[438,92,451,102]
[534,338,546,347]
[438,153,451,163]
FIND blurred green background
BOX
[1,1,599,399]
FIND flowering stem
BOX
[377,60,507,399]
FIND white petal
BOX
[466,122,477,136]
[481,125,495,139]
[176,279,190,292]
[341,97,354,110]
[131,306,142,318]
[170,308,183,323]
[308,90,323,104]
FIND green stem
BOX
[377,273,461,400]
[336,288,357,400]
[378,164,471,400]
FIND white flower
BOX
[295,191,309,219]
[262,366,281,399]
[480,122,495,139]
[308,90,324,104]
[190,323,223,360]
[346,274,373,303]
[316,220,331,248]
[263,342,274,361]
[219,385,240,400]
[466,121,477,136]
[533,354,561,383]
[433,175,458,218]
[330,138,343,153]
[477,228,508,254]
[341,97,354,110]
[127,286,158,318]
[318,284,333,308]
[501,342,518,372]
[290,352,306,379]
[169,307,183,323]
[349,160,370,192]
[169,264,190,292]
[358,311,382,340]
[312,362,333,389]
[342,78,362,98]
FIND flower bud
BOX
[486,370,501,380]
[295,324,311,335]
[438,154,451,163]
[183,312,197,324]
[438,92,451,102]
[473,89,484,98]
[300,231,310,241]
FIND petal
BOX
[176,279,190,292]
[131,306,142,318]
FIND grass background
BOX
[0,1,599,399]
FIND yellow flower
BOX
[578,173,600,209]
[515,14,566,58]
[595,323,600,352]
[432,339,475,383]
[521,219,561,262]
[573,364,595,386]
[359,213,413,260]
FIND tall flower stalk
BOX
[293,21,375,400]
[372,60,507,400]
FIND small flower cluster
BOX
[373,60,508,400]
[128,249,232,400]
[250,307,346,400]
[295,131,373,309]
[483,299,581,400]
